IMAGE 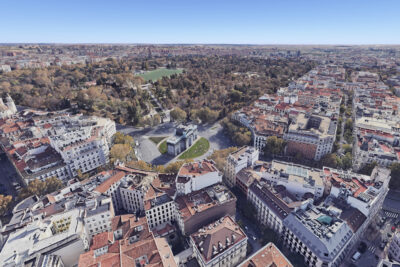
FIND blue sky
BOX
[0,0,399,44]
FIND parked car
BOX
[351,251,361,262]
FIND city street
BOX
[236,210,262,256]
[341,210,396,267]
[0,152,20,198]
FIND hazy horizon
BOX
[1,0,399,44]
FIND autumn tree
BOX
[170,107,187,122]
[197,107,219,124]
[232,132,251,146]
[0,194,13,216]
[359,162,377,176]
[110,144,133,163]
[340,152,353,170]
[18,177,63,200]
[77,169,90,181]
[342,144,352,154]
[320,153,339,168]
[165,160,193,174]
[208,147,238,171]
[264,136,286,156]
[113,132,134,146]
[221,118,251,146]
[127,160,153,171]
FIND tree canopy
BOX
[0,194,13,216]
[170,107,187,122]
[208,147,238,171]
[264,136,286,156]
[110,144,133,163]
[18,177,63,200]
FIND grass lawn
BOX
[137,68,183,82]
[178,137,210,160]
[159,140,167,154]
[149,136,167,145]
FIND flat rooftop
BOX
[270,160,324,187]
[176,184,235,221]
[284,204,353,261]
[288,113,336,137]
[178,160,219,179]
[229,146,257,161]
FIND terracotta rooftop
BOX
[79,214,165,267]
[239,242,293,267]
[90,231,114,250]
[191,216,246,263]
[94,171,126,194]
[178,160,218,177]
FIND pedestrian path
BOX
[368,245,376,253]
[385,211,398,218]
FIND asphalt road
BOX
[341,210,395,267]
[0,153,20,197]
[236,210,262,256]
[117,121,233,166]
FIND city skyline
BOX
[1,0,399,44]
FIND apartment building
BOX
[354,117,400,170]
[190,216,247,267]
[232,107,288,153]
[261,161,324,200]
[284,113,337,161]
[388,232,400,263]
[324,166,390,227]
[79,214,176,267]
[50,116,116,177]
[236,168,261,196]
[144,186,176,230]
[0,209,89,267]
[225,146,259,188]
[0,110,116,183]
[83,195,114,240]
[248,180,301,233]
[176,159,222,196]
[93,166,161,213]
[175,183,236,235]
[94,171,127,212]
[282,203,354,267]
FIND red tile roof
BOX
[94,171,126,193]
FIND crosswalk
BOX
[384,211,399,218]
[368,245,376,253]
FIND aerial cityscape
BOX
[0,1,400,267]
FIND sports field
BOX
[137,68,183,82]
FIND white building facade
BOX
[224,147,259,188]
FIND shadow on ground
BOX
[151,154,174,166]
